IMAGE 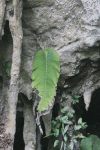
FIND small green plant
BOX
[44,94,87,150]
[74,118,87,131]
[71,93,80,105]
[61,94,67,100]
[5,63,12,77]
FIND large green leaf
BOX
[80,138,92,150]
[90,135,100,150]
[31,49,60,113]
[80,135,100,150]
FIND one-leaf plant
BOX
[31,48,60,129]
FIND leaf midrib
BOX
[44,52,47,100]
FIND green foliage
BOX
[90,135,100,150]
[80,138,92,150]
[54,140,59,147]
[74,118,87,131]
[6,63,12,77]
[61,106,68,113]
[31,49,60,113]
[61,94,67,100]
[80,135,100,150]
[44,96,87,150]
[71,93,80,104]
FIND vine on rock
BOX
[44,94,87,150]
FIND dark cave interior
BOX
[2,20,12,44]
[41,119,49,150]
[0,20,13,88]
[75,88,100,138]
[0,76,3,89]
[40,102,60,150]
[13,93,25,150]
[82,88,100,125]
[12,87,100,149]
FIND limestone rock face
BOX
[22,0,100,112]
[0,0,100,149]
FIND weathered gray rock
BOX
[0,0,100,149]
[23,100,36,150]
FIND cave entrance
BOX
[0,20,13,88]
[82,88,100,137]
[83,88,100,125]
[74,88,100,138]
[2,20,12,42]
[13,93,25,150]
[39,103,60,150]
[40,119,49,150]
